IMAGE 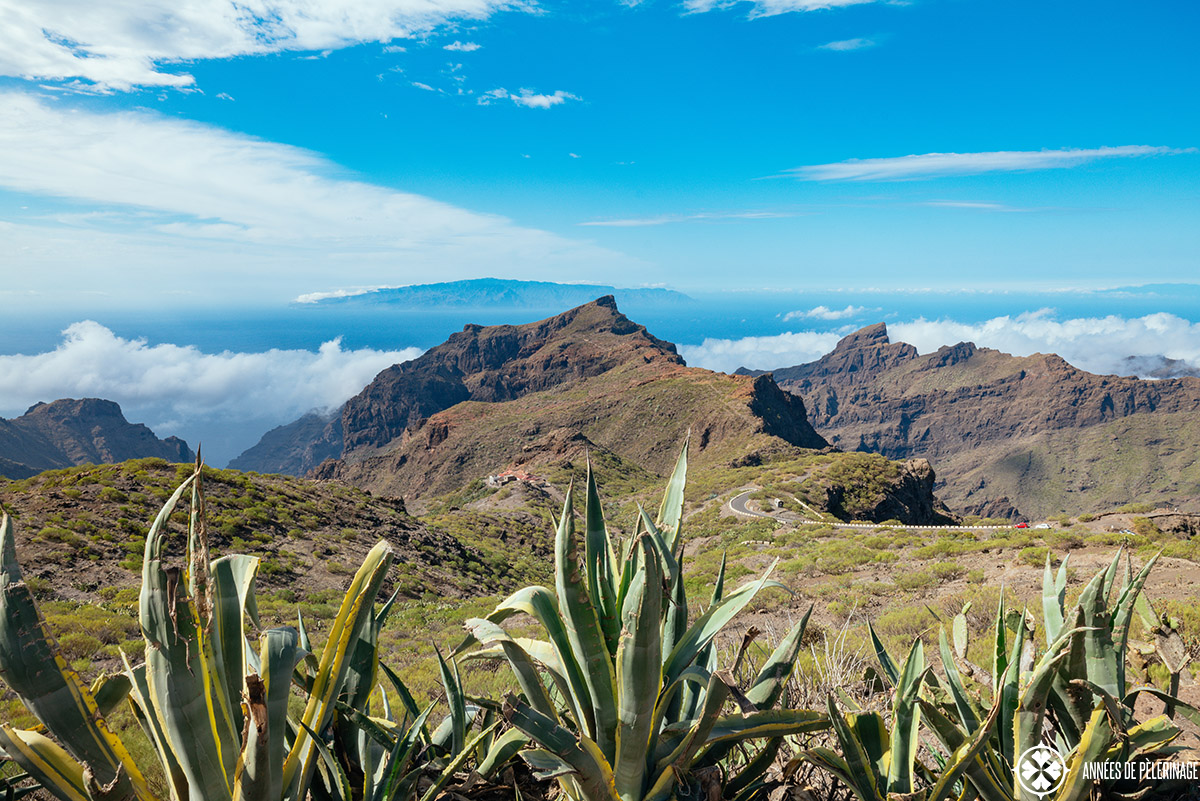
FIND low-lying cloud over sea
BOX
[0,321,420,466]
[678,309,1200,377]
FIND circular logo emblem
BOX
[1017,745,1067,798]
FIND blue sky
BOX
[1,0,1197,312]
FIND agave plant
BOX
[922,552,1197,801]
[0,461,394,801]
[457,441,828,801]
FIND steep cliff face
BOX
[0,399,193,479]
[233,296,686,474]
[750,324,1200,516]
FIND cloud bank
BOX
[1,0,519,90]
[680,311,1200,377]
[787,146,1193,182]
[0,321,420,465]
[679,332,842,374]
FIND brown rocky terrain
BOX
[232,296,691,475]
[0,399,193,480]
[740,324,1200,518]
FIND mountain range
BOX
[738,322,1200,517]
[0,399,192,480]
[237,296,833,500]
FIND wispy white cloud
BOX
[787,146,1194,182]
[818,37,876,51]
[478,88,581,108]
[580,210,796,227]
[683,0,880,17]
[0,0,520,90]
[681,310,1200,377]
[443,40,481,51]
[782,305,869,321]
[920,200,1037,212]
[0,91,632,305]
[0,321,421,464]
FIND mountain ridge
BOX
[0,399,193,479]
[740,323,1200,516]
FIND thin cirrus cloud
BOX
[479,88,582,108]
[580,210,796,227]
[683,0,881,17]
[0,91,630,303]
[818,37,876,51]
[0,0,519,90]
[787,146,1195,181]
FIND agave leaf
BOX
[122,657,187,801]
[140,475,238,801]
[952,603,970,659]
[243,628,304,801]
[1103,716,1179,761]
[1015,649,1069,760]
[613,537,663,801]
[1111,553,1158,701]
[0,727,90,801]
[554,486,619,760]
[503,695,620,801]
[1077,565,1119,704]
[0,515,150,801]
[821,697,882,801]
[1056,704,1114,801]
[210,554,260,738]
[1121,686,1200,728]
[925,700,1003,801]
[651,671,731,777]
[1042,554,1066,646]
[938,628,982,735]
[464,619,560,722]
[662,563,786,688]
[918,700,1012,801]
[281,540,393,801]
[887,640,925,794]
[366,703,436,801]
[584,464,620,658]
[655,436,688,556]
[89,674,132,718]
[746,605,813,709]
[476,729,528,779]
[434,646,467,756]
[866,620,900,688]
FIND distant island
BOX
[294,277,694,308]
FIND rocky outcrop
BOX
[0,399,193,479]
[750,324,1200,517]
[234,297,687,475]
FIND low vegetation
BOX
[1,443,1198,801]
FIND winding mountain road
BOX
[724,489,1011,530]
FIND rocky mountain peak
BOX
[833,322,891,351]
[233,297,687,475]
[0,398,193,479]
